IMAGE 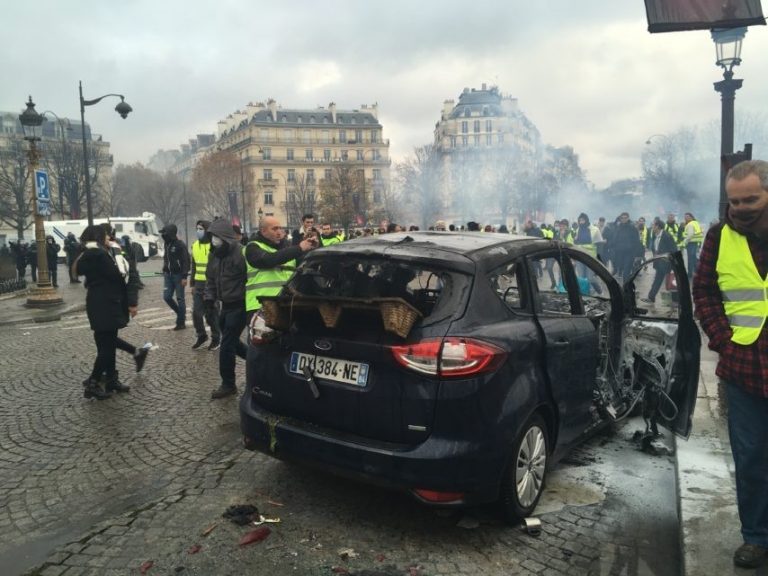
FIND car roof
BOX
[307,231,554,272]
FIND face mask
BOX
[211,236,223,248]
[196,229,205,240]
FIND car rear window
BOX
[289,257,452,320]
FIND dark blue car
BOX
[240,232,699,522]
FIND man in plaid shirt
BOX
[692,160,768,569]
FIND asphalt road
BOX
[0,258,683,576]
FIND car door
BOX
[528,250,599,449]
[623,251,700,438]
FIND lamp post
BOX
[257,207,263,224]
[711,27,746,221]
[239,152,249,235]
[79,81,132,226]
[19,97,63,308]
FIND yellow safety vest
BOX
[320,235,342,246]
[541,228,554,239]
[717,224,768,345]
[639,227,648,246]
[244,241,296,312]
[686,220,703,245]
[191,240,210,282]
[575,225,598,257]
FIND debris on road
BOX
[252,514,281,525]
[201,522,218,537]
[222,504,260,525]
[139,559,154,573]
[338,547,359,560]
[522,517,542,537]
[187,544,202,554]
[238,526,271,546]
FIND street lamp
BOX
[79,80,132,226]
[711,27,746,220]
[257,207,263,223]
[18,96,63,308]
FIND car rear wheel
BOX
[500,413,548,523]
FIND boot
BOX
[83,377,113,400]
[105,372,130,393]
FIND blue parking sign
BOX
[34,169,51,216]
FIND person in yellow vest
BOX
[190,220,220,351]
[692,160,768,569]
[245,215,317,323]
[318,223,343,246]
[683,212,704,283]
[665,213,684,247]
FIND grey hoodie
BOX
[204,219,246,308]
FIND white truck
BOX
[44,212,164,262]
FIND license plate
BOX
[289,352,369,387]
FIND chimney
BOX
[370,103,378,120]
[482,83,487,91]
[329,102,337,123]
[267,98,277,122]
[217,120,228,138]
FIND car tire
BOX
[134,244,145,263]
[500,413,549,524]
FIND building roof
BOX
[248,109,380,128]
[449,86,505,119]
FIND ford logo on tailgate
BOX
[314,339,332,351]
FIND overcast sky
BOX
[3,0,767,188]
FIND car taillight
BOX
[412,488,465,504]
[389,337,506,378]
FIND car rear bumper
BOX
[239,394,504,505]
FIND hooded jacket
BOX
[204,218,247,308]
[75,242,140,332]
[161,224,190,277]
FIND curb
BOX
[0,302,87,327]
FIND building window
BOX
[281,115,287,123]
[341,150,348,161]
[265,191,274,205]
[473,135,480,146]
[373,189,382,203]
[305,149,313,160]
[462,136,468,146]
[372,169,381,181]
[355,129,363,143]
[450,135,456,148]
[464,108,471,117]
[485,120,492,132]
[371,130,379,143]
[473,120,480,133]
[498,133,504,144]
[286,148,294,160]
[324,149,331,160]
[302,130,311,143]
[461,121,468,134]
[339,129,346,143]
[260,128,268,139]
[321,130,329,143]
[262,147,271,160]
[263,169,272,181]
[356,150,364,161]
[310,116,316,124]
[324,169,332,180]
[372,149,381,161]
[283,128,292,142]
[306,169,315,183]
[287,169,295,182]
[486,134,493,146]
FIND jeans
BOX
[218,306,247,389]
[192,284,220,340]
[163,273,186,326]
[726,381,768,547]
[686,243,700,282]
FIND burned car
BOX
[240,232,699,522]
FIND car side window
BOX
[489,261,525,310]
[530,255,573,315]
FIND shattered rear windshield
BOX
[289,258,451,319]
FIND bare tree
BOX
[0,138,33,239]
[281,172,316,229]
[394,144,441,229]
[191,150,241,220]
[317,163,364,231]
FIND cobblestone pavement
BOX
[1,264,682,576]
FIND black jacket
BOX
[75,243,140,332]
[162,238,190,277]
[204,219,246,308]
[245,234,303,270]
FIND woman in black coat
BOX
[74,224,146,399]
